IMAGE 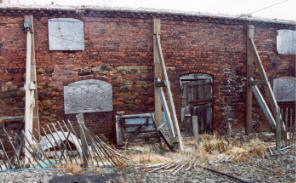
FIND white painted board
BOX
[277,29,296,54]
[273,77,296,102]
[64,80,113,114]
[48,18,84,50]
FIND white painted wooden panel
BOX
[277,29,296,54]
[273,77,296,102]
[64,80,113,114]
[48,18,84,50]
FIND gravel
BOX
[0,148,295,183]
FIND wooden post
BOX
[155,30,184,151]
[30,15,40,141]
[249,39,277,114]
[249,38,286,134]
[246,25,254,134]
[153,18,162,127]
[24,15,41,163]
[152,18,184,151]
[76,113,89,167]
[192,115,198,151]
[24,15,40,139]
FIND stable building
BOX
[0,6,295,143]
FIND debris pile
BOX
[0,119,131,171]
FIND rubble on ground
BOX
[1,133,294,183]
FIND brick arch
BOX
[178,71,214,79]
[62,75,112,87]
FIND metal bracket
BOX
[248,79,266,85]
[155,80,166,87]
[24,22,32,32]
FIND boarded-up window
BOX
[48,18,84,51]
[277,30,296,54]
[273,77,296,102]
[64,80,113,114]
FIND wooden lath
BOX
[0,120,131,170]
[245,25,287,149]
[153,18,184,151]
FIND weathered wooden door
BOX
[180,74,213,134]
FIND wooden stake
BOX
[192,116,199,151]
[276,107,281,150]
[76,113,89,167]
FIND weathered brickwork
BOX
[0,8,295,138]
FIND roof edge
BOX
[0,4,295,26]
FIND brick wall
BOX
[0,9,295,138]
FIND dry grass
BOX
[226,138,267,162]
[127,153,171,164]
[226,146,246,155]
[199,134,229,154]
[244,138,266,158]
[189,134,267,162]
[123,134,268,166]
[123,144,172,165]
[199,134,266,155]
[64,163,83,175]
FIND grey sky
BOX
[17,0,296,21]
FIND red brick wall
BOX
[0,9,295,138]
